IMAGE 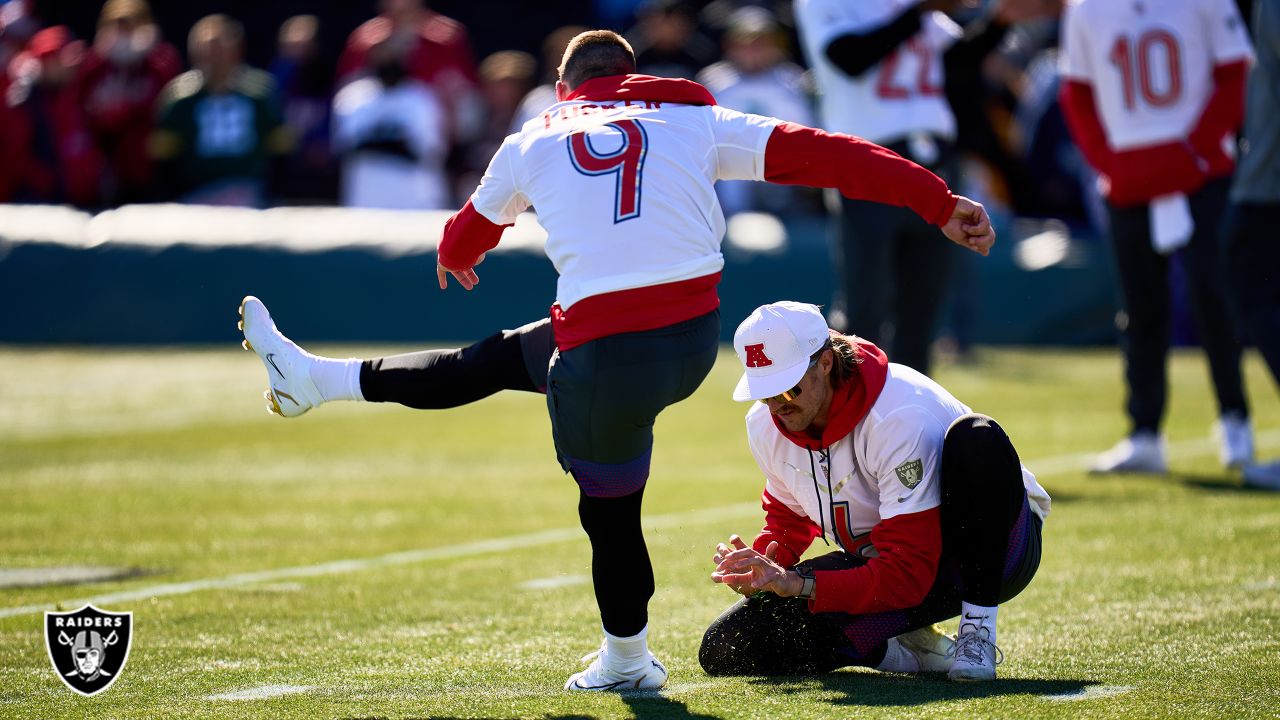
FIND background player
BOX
[244,29,996,691]
[702,302,1050,681]
[1059,0,1255,475]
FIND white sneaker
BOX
[1090,432,1167,474]
[947,624,1002,682]
[895,625,956,673]
[1216,414,1254,469]
[1243,460,1280,491]
[564,641,668,692]
[238,296,323,418]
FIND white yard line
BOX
[1044,684,1135,702]
[518,574,590,590]
[206,684,314,701]
[5,430,1278,621]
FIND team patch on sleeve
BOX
[894,459,924,489]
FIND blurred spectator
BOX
[77,0,181,206]
[456,50,535,198]
[794,0,1054,375]
[626,0,717,80]
[1226,0,1280,489]
[510,24,588,131]
[332,36,450,210]
[478,51,536,143]
[697,7,813,215]
[269,14,338,203]
[337,0,482,144]
[150,14,291,207]
[1060,0,1254,474]
[2,26,104,206]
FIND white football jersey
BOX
[1060,0,1253,150]
[795,0,960,144]
[745,364,1051,554]
[470,101,778,310]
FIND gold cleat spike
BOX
[263,389,284,417]
[237,320,244,332]
[241,339,253,352]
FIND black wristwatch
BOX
[794,566,817,600]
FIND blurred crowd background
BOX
[0,0,1106,224]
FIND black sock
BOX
[578,487,652,637]
[359,329,536,409]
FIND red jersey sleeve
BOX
[437,199,511,271]
[1059,79,1115,175]
[1189,59,1248,178]
[752,489,821,569]
[763,121,958,227]
[808,507,942,615]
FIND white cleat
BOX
[896,624,956,673]
[238,296,323,418]
[1090,432,1167,474]
[947,624,1002,682]
[564,642,668,692]
[1243,460,1280,491]
[1216,414,1254,469]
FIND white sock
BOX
[604,625,648,673]
[959,602,998,644]
[309,356,364,402]
[875,637,920,673]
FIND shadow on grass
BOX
[340,676,1096,720]
[1172,472,1268,494]
[746,671,1095,707]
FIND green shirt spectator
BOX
[150,14,292,206]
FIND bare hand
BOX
[436,252,486,291]
[940,195,996,256]
[712,540,802,597]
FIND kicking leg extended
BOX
[239,296,551,417]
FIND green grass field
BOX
[1,345,1278,719]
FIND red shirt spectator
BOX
[77,0,181,204]
[337,0,480,141]
[3,27,104,206]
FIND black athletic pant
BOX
[358,319,553,408]
[1105,178,1248,433]
[829,141,958,375]
[1223,202,1280,388]
[699,414,1042,676]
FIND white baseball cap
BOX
[732,301,831,401]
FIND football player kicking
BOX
[701,302,1050,681]
[241,29,996,692]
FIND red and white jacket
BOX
[437,74,958,351]
[745,339,1051,615]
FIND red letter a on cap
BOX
[744,343,773,368]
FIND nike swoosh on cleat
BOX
[274,389,298,406]
[265,353,286,380]
[573,679,628,691]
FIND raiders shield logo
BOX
[45,604,132,696]
[894,459,924,489]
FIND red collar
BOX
[772,339,889,451]
[564,73,717,106]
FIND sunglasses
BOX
[760,357,819,404]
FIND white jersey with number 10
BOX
[1060,0,1253,151]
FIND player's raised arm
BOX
[760,121,994,255]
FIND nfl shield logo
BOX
[45,604,133,696]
